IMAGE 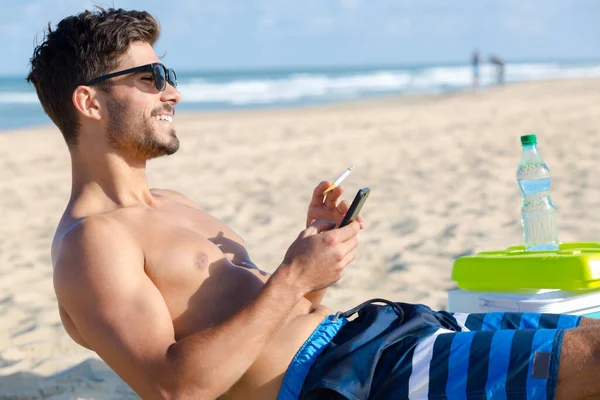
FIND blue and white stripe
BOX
[400,312,581,400]
[451,312,471,332]
[408,328,455,399]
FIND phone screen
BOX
[339,188,370,228]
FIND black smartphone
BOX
[339,188,370,228]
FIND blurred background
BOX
[1,0,599,131]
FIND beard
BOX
[106,98,180,160]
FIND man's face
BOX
[101,42,182,160]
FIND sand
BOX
[1,78,599,398]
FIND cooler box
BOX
[448,288,600,318]
[449,242,600,318]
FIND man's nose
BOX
[161,83,182,105]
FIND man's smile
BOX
[153,114,173,123]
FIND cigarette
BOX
[323,164,355,194]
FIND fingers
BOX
[336,199,350,215]
[324,185,344,209]
[334,232,359,266]
[339,245,358,267]
[306,181,331,227]
[303,218,337,237]
[340,231,359,254]
[310,181,344,208]
[332,220,361,242]
[307,181,344,227]
[356,215,366,229]
[309,181,332,208]
[337,201,366,229]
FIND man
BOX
[490,55,506,86]
[28,8,600,400]
[472,49,480,90]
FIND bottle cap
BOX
[520,134,537,146]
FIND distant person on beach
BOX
[28,7,600,400]
[490,55,505,85]
[472,49,480,89]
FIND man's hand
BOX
[278,218,361,294]
[306,181,366,229]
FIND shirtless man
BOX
[28,8,600,400]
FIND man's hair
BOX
[26,8,160,147]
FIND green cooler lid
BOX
[452,242,600,291]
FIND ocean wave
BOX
[177,62,600,106]
[505,63,600,81]
[0,92,40,104]
[178,71,414,105]
[2,62,600,108]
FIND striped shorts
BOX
[293,299,582,400]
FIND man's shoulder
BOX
[150,188,198,208]
[53,215,140,275]
[53,214,145,303]
[56,214,130,246]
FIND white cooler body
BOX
[448,289,600,318]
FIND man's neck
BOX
[69,150,155,211]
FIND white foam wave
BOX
[506,63,600,81]
[3,62,600,108]
[411,66,472,88]
[177,62,600,106]
[0,92,40,104]
[179,71,413,105]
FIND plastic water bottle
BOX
[516,134,559,251]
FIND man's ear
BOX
[72,86,102,121]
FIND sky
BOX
[1,0,599,76]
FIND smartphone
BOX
[339,188,370,228]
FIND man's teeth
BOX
[154,115,173,122]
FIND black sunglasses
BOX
[85,63,177,92]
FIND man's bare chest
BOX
[115,202,265,336]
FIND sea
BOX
[2,60,600,132]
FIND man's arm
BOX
[54,215,359,399]
[242,268,327,305]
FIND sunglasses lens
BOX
[168,69,177,88]
[153,64,167,91]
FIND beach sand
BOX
[1,78,599,398]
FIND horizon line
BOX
[2,56,600,79]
